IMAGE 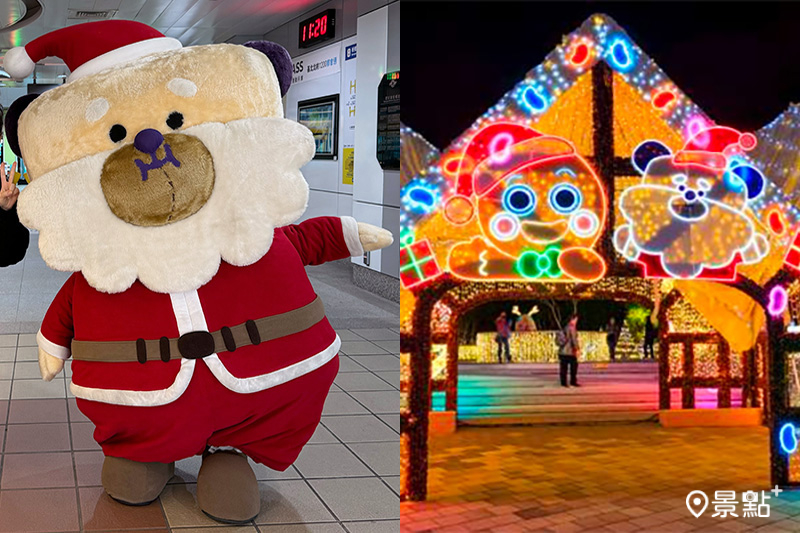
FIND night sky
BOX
[402,1,800,150]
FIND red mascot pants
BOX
[76,355,339,470]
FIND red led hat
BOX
[674,126,757,170]
[3,20,182,83]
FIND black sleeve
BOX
[0,204,30,267]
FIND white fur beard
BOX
[18,117,314,294]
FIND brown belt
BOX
[71,296,326,363]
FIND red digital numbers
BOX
[301,14,329,44]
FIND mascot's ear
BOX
[729,164,765,200]
[242,41,292,97]
[5,93,39,157]
[632,140,671,174]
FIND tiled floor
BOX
[0,232,401,532]
[0,329,400,532]
[399,424,800,532]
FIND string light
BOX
[465,331,611,363]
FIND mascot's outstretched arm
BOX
[280,216,392,267]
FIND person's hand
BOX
[0,162,19,211]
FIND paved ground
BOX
[400,424,800,532]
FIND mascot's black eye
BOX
[167,112,184,130]
[109,124,127,143]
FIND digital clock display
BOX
[299,9,336,49]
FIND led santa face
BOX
[615,129,768,279]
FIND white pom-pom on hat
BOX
[3,46,35,80]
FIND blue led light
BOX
[722,156,746,194]
[606,36,636,72]
[555,167,576,179]
[780,422,798,455]
[548,183,582,214]
[401,181,440,214]
[518,84,549,114]
[731,164,765,200]
[502,185,537,217]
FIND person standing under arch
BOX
[495,311,512,363]
[558,314,581,387]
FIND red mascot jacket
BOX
[37,216,362,407]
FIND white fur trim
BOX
[341,216,363,257]
[37,330,70,360]
[85,98,109,123]
[67,37,182,83]
[167,77,198,97]
[204,336,340,394]
[207,446,242,454]
[4,46,35,80]
[19,117,315,294]
[70,358,196,406]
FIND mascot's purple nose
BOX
[134,129,164,154]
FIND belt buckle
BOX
[177,330,215,359]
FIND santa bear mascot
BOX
[4,20,392,523]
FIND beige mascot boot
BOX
[102,456,175,505]
[197,450,260,523]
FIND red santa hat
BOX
[674,126,757,170]
[3,20,182,83]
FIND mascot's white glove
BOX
[39,348,65,382]
[357,222,393,252]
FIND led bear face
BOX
[445,124,607,282]
[614,127,769,280]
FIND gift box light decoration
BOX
[400,239,443,289]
